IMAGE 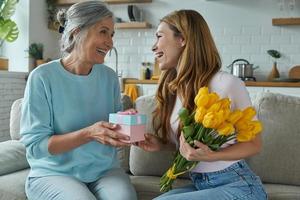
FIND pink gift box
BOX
[116,124,145,143]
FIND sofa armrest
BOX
[0,140,29,176]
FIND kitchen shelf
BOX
[272,17,300,26]
[48,21,152,30]
[115,22,151,29]
[48,21,152,31]
[123,79,300,87]
[56,0,152,5]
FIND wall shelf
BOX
[116,22,151,29]
[272,18,300,26]
[48,21,152,30]
[56,0,152,5]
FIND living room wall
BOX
[2,0,300,81]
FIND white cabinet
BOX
[137,84,158,96]
[137,85,300,99]
[246,87,264,101]
[246,86,300,99]
[264,87,300,97]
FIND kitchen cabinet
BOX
[246,86,300,101]
[124,79,300,99]
[136,84,157,96]
[136,85,300,100]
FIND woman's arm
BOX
[48,121,130,155]
[179,133,262,162]
[137,133,176,152]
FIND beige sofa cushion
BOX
[130,95,188,178]
[9,98,22,140]
[0,140,29,176]
[247,92,300,186]
[130,95,173,176]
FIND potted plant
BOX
[28,43,45,69]
[267,49,281,81]
[0,0,19,70]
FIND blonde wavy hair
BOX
[152,10,221,143]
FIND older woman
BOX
[20,1,137,200]
[138,10,267,200]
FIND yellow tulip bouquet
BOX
[159,87,263,192]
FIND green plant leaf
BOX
[0,0,19,19]
[267,49,281,59]
[0,18,18,42]
[28,43,43,59]
[0,0,5,10]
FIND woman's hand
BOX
[87,121,131,147]
[179,134,215,162]
[136,133,163,152]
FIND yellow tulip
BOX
[241,107,256,121]
[223,108,231,120]
[196,95,210,108]
[235,120,251,132]
[220,98,231,110]
[194,107,207,123]
[227,110,243,124]
[217,122,235,136]
[194,87,209,105]
[202,112,219,129]
[216,110,227,126]
[237,130,253,142]
[206,92,219,108]
[207,101,222,113]
[249,120,263,136]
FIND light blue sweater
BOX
[20,59,122,183]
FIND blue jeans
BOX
[25,168,137,200]
[154,160,267,200]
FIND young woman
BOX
[138,10,267,200]
[20,1,137,200]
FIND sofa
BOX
[1,92,300,200]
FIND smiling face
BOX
[152,22,185,70]
[76,17,115,65]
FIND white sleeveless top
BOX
[169,71,254,173]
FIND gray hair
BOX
[57,1,113,56]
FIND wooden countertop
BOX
[123,79,300,87]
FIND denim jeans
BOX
[154,160,267,200]
[25,168,137,200]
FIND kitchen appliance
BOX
[128,5,141,22]
[227,59,258,81]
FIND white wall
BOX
[2,0,61,72]
[106,0,300,80]
[3,0,300,81]
[29,0,61,61]
[2,0,29,72]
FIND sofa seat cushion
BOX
[0,168,29,200]
[130,176,191,200]
[264,183,300,200]
[247,92,300,186]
